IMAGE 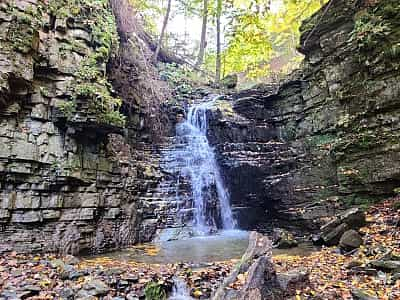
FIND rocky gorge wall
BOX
[0,0,170,254]
[207,0,400,232]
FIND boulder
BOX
[321,223,348,246]
[369,260,400,273]
[76,279,109,298]
[340,208,366,229]
[339,229,363,251]
[276,268,309,293]
[319,208,366,246]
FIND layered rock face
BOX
[208,0,400,231]
[0,0,165,253]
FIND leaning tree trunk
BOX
[154,0,172,62]
[195,0,209,68]
[215,0,222,83]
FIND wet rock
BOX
[319,208,366,247]
[348,266,378,276]
[392,272,400,281]
[272,228,298,249]
[339,229,363,251]
[0,290,18,299]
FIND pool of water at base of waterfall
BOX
[85,230,317,265]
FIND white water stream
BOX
[172,96,236,233]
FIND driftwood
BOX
[212,232,277,300]
[212,232,310,300]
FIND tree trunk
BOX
[154,0,172,62]
[215,0,222,83]
[195,0,208,68]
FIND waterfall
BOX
[169,277,192,300]
[172,96,236,234]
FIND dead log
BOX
[212,231,310,300]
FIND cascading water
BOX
[171,96,236,234]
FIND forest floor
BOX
[0,198,399,299]
[274,198,400,300]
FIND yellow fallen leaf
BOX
[193,290,203,298]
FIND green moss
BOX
[351,0,400,65]
[54,0,124,127]
[6,5,42,54]
[350,13,391,52]
[341,194,383,209]
[305,133,337,149]
[144,282,167,300]
[283,122,297,140]
[57,101,77,119]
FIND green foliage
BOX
[341,195,382,209]
[204,0,327,81]
[305,134,337,150]
[5,3,43,54]
[57,101,77,119]
[144,282,167,300]
[59,0,125,127]
[159,63,199,96]
[350,13,391,51]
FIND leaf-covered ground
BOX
[274,198,400,300]
[0,199,399,299]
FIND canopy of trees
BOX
[129,0,328,84]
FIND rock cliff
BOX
[0,0,168,254]
[207,0,400,231]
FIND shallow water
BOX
[98,230,249,264]
[88,230,317,265]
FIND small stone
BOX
[125,274,139,283]
[339,229,363,251]
[126,293,139,300]
[59,287,74,299]
[64,255,80,265]
[82,279,110,296]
